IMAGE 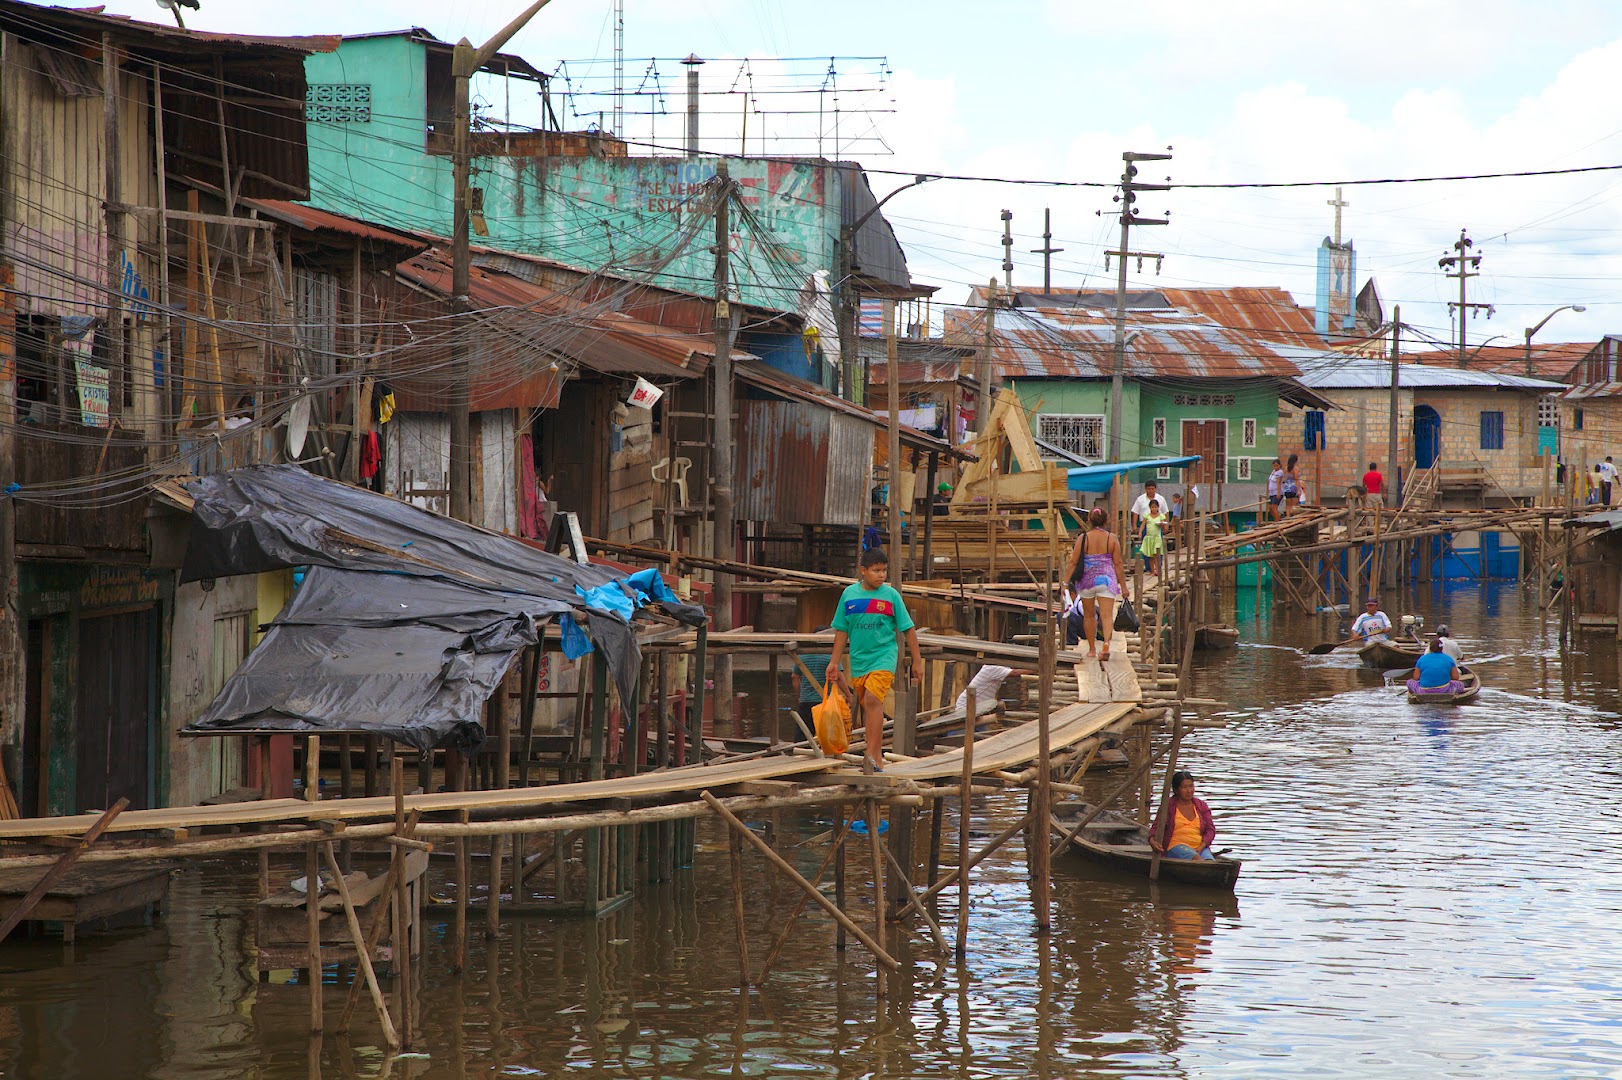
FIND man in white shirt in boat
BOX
[1349,598,1392,644]
[1433,624,1463,662]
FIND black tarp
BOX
[180,466,703,751]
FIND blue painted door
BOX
[1414,406,1441,468]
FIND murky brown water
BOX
[3,580,1621,1078]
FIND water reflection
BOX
[3,581,1622,1078]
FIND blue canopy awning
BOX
[1066,455,1201,493]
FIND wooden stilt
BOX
[487,676,511,939]
[700,792,898,971]
[880,839,948,954]
[866,796,887,996]
[306,842,323,1033]
[1034,561,1055,934]
[756,819,849,985]
[924,809,1033,906]
[834,803,848,951]
[729,829,749,990]
[957,688,975,959]
[322,842,399,1048]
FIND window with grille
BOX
[1172,393,1235,407]
[1151,417,1166,447]
[1480,410,1504,450]
[1236,458,1252,480]
[1537,396,1559,428]
[1038,414,1104,461]
[1242,418,1257,447]
[1157,466,1172,479]
[1304,410,1326,450]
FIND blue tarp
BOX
[1066,456,1201,493]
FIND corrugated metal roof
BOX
[395,248,743,378]
[1411,341,1593,381]
[984,305,1309,381]
[736,400,872,526]
[242,199,428,253]
[1290,352,1567,391]
[734,361,963,458]
[1563,382,1622,401]
[0,3,341,53]
[977,284,1328,349]
[1567,508,1622,532]
[838,163,919,296]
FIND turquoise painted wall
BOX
[305,40,837,311]
[1008,378,1139,459]
[1137,383,1282,482]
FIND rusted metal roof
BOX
[0,4,341,53]
[1406,341,1592,382]
[1562,382,1622,401]
[734,361,965,458]
[1158,287,1326,348]
[736,400,873,526]
[394,247,744,379]
[981,304,1310,381]
[240,199,429,254]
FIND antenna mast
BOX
[612,0,624,135]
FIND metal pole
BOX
[1108,207,1129,463]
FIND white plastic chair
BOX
[652,456,692,507]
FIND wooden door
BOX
[1180,419,1228,486]
[75,610,154,812]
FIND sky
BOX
[101,0,1622,350]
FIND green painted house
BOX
[974,286,1330,510]
[300,30,917,332]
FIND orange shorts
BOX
[850,669,893,706]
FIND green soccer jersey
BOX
[830,582,915,678]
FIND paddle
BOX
[1306,641,1348,655]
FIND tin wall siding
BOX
[824,413,873,525]
[738,400,825,525]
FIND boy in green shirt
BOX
[829,547,923,771]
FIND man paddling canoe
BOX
[1350,598,1392,644]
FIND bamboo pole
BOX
[322,842,398,1048]
[880,839,949,954]
[1034,553,1054,934]
[700,792,898,971]
[834,803,848,951]
[391,757,415,1050]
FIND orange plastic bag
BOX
[811,680,851,756]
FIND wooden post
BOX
[729,829,749,990]
[487,676,511,938]
[886,680,917,914]
[956,688,975,958]
[701,792,898,971]
[1033,553,1055,933]
[756,820,849,985]
[0,800,126,943]
[866,796,887,997]
[834,802,848,951]
[450,754,468,974]
[305,842,323,1033]
[322,843,399,1048]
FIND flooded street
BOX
[4,580,1621,1078]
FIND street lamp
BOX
[1524,304,1586,376]
[837,173,935,402]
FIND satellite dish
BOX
[285,395,311,458]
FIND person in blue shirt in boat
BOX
[1406,639,1464,695]
[1349,597,1392,644]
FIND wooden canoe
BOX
[1358,639,1423,669]
[1050,801,1242,890]
[1406,665,1481,705]
[1194,624,1240,650]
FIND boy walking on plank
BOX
[829,547,924,772]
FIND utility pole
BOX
[836,173,934,403]
[1105,149,1171,462]
[1030,208,1063,294]
[711,165,740,724]
[1438,229,1490,368]
[1387,305,1401,501]
[449,0,557,522]
[1000,210,1014,294]
[885,299,903,575]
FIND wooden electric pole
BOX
[449,0,557,521]
[975,277,996,433]
[1106,150,1171,463]
[1386,305,1401,503]
[712,165,740,724]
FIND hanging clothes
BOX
[358,430,381,481]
